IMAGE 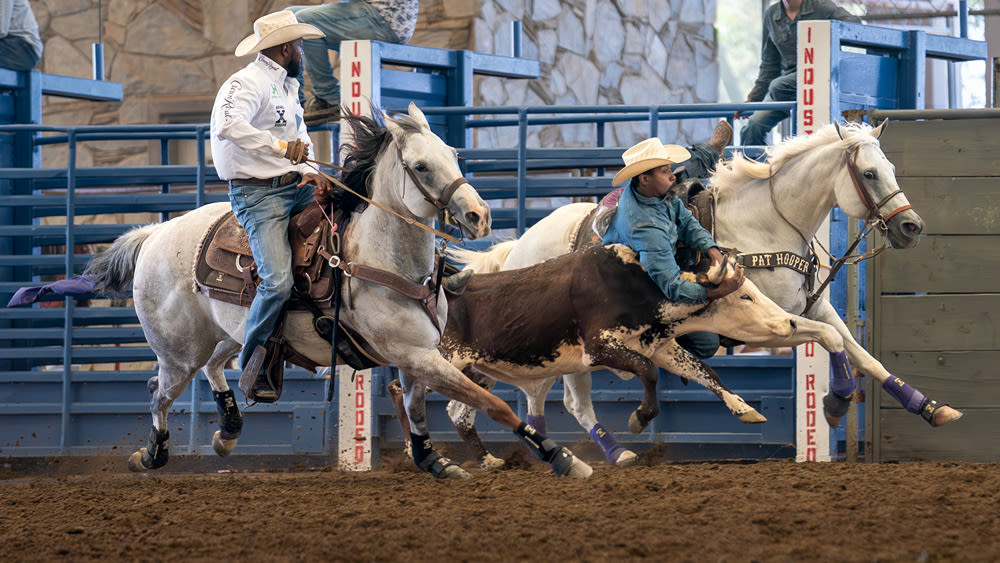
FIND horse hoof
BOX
[613,450,638,466]
[932,405,963,427]
[212,430,238,457]
[738,410,767,424]
[438,464,472,480]
[127,450,149,472]
[824,412,843,428]
[628,411,649,434]
[563,456,593,479]
[478,454,505,471]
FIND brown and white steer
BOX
[401,244,847,467]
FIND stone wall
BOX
[33,0,717,165]
[471,0,719,148]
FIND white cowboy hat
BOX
[234,11,324,57]
[612,138,691,186]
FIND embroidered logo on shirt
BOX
[271,84,279,98]
[220,80,243,122]
[275,105,287,128]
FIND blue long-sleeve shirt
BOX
[748,0,861,102]
[602,186,717,304]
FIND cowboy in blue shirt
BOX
[602,138,744,358]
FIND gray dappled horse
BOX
[448,121,957,468]
[85,103,591,479]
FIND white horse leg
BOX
[128,358,199,472]
[561,371,637,466]
[650,340,767,424]
[809,300,962,427]
[402,350,592,479]
[399,372,469,479]
[521,376,558,435]
[202,339,243,457]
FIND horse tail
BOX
[84,224,160,297]
[446,240,517,273]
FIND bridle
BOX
[397,145,468,227]
[305,142,471,244]
[769,120,913,315]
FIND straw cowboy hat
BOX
[234,11,324,57]
[612,138,691,186]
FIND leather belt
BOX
[229,172,301,187]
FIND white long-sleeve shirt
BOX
[210,53,311,181]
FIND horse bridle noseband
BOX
[397,146,468,214]
[843,150,912,225]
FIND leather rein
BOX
[765,135,913,316]
[302,145,473,333]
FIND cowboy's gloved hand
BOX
[283,139,309,164]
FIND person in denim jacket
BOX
[602,138,745,358]
[736,0,861,145]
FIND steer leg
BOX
[399,349,592,479]
[446,366,504,470]
[589,340,659,434]
[650,340,767,424]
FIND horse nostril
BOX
[789,319,797,331]
[903,221,921,234]
[466,211,480,226]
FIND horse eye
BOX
[863,170,877,180]
[414,162,428,173]
[740,294,753,302]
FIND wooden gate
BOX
[869,110,1000,461]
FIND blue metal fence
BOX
[0,101,798,463]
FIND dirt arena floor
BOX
[1,451,998,562]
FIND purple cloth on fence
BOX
[6,275,96,307]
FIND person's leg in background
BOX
[0,36,41,71]
[287,1,399,125]
[739,72,797,146]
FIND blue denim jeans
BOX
[676,332,720,359]
[287,1,400,103]
[674,143,723,181]
[0,36,41,71]
[740,72,797,146]
[229,177,315,369]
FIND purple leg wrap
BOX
[883,375,928,414]
[830,350,855,398]
[525,414,547,437]
[589,423,628,464]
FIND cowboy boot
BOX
[708,120,733,155]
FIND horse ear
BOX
[384,113,405,144]
[833,120,845,140]
[873,118,889,139]
[408,102,430,130]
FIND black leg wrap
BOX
[515,422,559,463]
[141,427,170,470]
[920,399,943,426]
[213,389,243,440]
[823,392,852,420]
[410,433,459,478]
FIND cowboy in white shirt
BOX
[210,11,333,400]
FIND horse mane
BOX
[335,108,425,213]
[710,121,879,197]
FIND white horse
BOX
[84,103,591,479]
[447,120,961,468]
